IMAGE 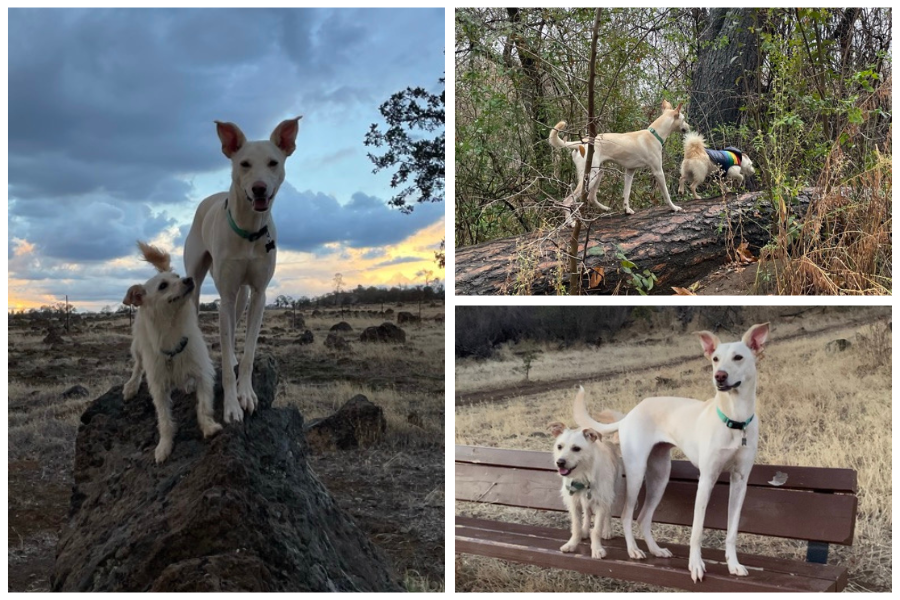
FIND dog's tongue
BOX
[558,467,571,476]
[253,197,268,211]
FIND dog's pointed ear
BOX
[549,422,567,438]
[582,428,600,443]
[742,323,770,357]
[271,116,302,156]
[662,100,673,110]
[123,285,146,307]
[694,330,720,359]
[675,102,684,114]
[215,121,247,158]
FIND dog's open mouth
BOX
[248,194,271,212]
[558,465,575,476]
[717,380,742,392]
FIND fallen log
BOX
[455,189,816,295]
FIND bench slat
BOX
[456,516,848,592]
[456,462,857,544]
[456,446,858,493]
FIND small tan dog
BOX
[549,100,690,216]
[123,242,221,463]
[678,132,756,199]
[549,412,623,559]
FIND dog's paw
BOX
[651,546,673,558]
[728,561,749,577]
[689,556,707,583]
[123,382,139,400]
[591,546,607,559]
[224,398,244,424]
[202,421,223,438]
[155,438,173,463]
[560,540,579,553]
[627,546,646,560]
[671,205,684,212]
[237,383,258,414]
[625,207,635,215]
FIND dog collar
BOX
[647,127,665,146]
[716,407,754,430]
[224,199,275,252]
[566,480,591,497]
[161,336,189,360]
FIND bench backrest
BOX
[456,445,857,545]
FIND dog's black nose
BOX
[183,277,193,286]
[715,370,729,383]
[252,183,267,197]
[556,458,567,467]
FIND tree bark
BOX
[455,189,817,295]
[688,8,759,133]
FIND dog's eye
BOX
[734,355,743,361]
[240,160,251,168]
[572,446,580,452]
[268,160,278,168]
[158,282,168,291]
[713,356,719,362]
[557,444,563,450]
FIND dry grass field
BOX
[8,303,445,592]
[455,307,891,592]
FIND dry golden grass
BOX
[455,312,891,592]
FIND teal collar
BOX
[716,407,754,430]
[647,126,665,146]
[224,199,275,252]
[161,336,189,360]
[566,480,591,496]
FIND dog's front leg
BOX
[123,348,143,399]
[621,169,637,215]
[688,471,718,582]
[725,467,752,576]
[236,288,266,414]
[652,168,683,213]
[590,502,607,558]
[149,382,175,463]
[560,498,582,553]
[218,296,243,423]
[195,371,222,439]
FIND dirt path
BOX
[456,313,887,406]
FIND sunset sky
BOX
[8,8,445,313]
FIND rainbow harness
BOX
[705,147,743,173]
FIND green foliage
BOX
[615,247,657,295]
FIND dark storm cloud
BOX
[273,187,443,252]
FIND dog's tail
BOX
[573,386,621,435]
[682,131,707,160]
[137,240,172,272]
[549,120,582,150]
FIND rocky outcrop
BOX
[359,322,406,344]
[305,395,386,452]
[52,356,401,592]
[330,321,353,332]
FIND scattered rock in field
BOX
[529,431,550,438]
[294,330,315,345]
[290,314,305,329]
[655,376,674,387]
[396,312,419,325]
[433,313,444,323]
[384,309,394,316]
[305,395,386,452]
[53,356,400,592]
[330,321,353,332]
[359,322,406,344]
[62,385,90,399]
[43,329,64,345]
[325,333,351,352]
[311,310,321,317]
[826,339,851,353]
[407,411,423,428]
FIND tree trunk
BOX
[688,8,759,133]
[455,189,817,295]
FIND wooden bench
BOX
[456,445,858,592]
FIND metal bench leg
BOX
[806,541,829,564]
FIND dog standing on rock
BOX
[184,117,301,424]
[574,323,770,582]
[123,242,221,463]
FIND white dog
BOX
[678,132,756,200]
[574,323,770,582]
[184,117,301,424]
[123,242,221,463]
[549,419,622,559]
[549,101,690,216]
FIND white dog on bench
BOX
[575,323,770,582]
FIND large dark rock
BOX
[396,312,419,325]
[359,322,406,344]
[305,395,386,452]
[324,332,351,352]
[52,355,401,592]
[330,321,353,332]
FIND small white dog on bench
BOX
[123,242,221,463]
[549,409,623,558]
